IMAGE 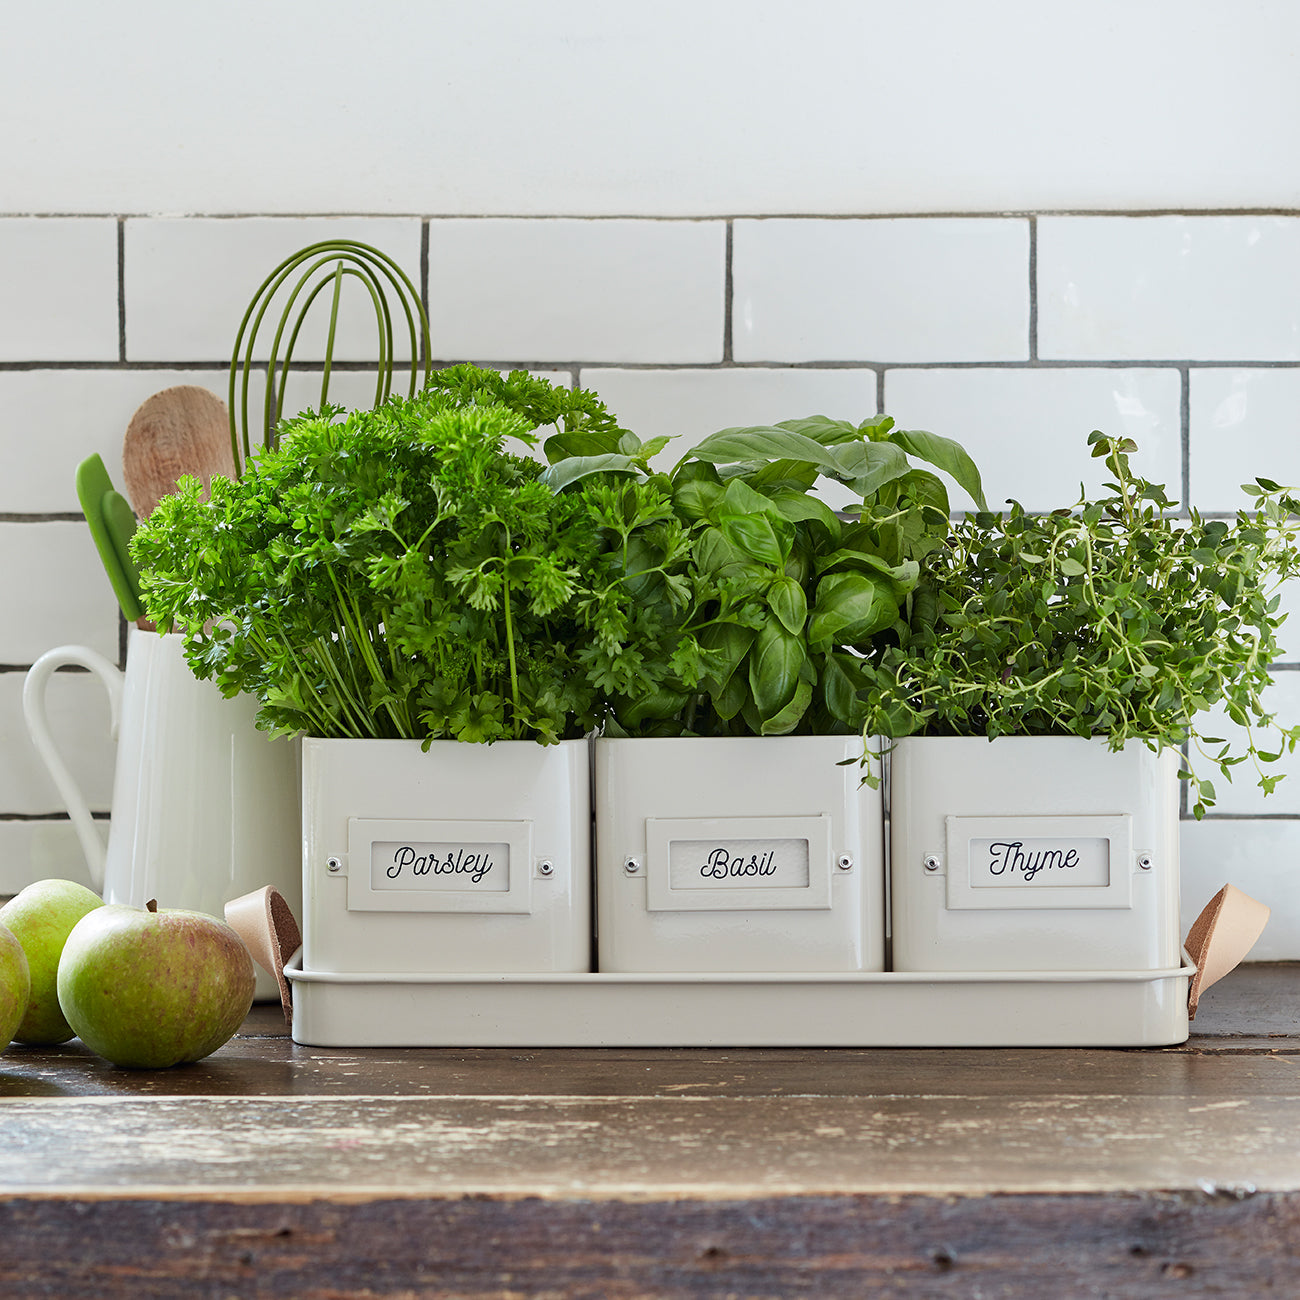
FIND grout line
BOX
[876,368,886,414]
[722,221,733,365]
[420,219,430,369]
[1027,216,1038,362]
[10,208,1300,221]
[116,218,127,363]
[0,513,84,523]
[0,811,109,822]
[2,358,1296,374]
[1180,367,1192,513]
[1189,813,1300,821]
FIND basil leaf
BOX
[721,514,787,568]
[684,425,846,476]
[768,575,808,634]
[822,652,866,726]
[808,572,901,651]
[889,427,988,510]
[775,415,859,445]
[760,678,814,735]
[542,430,625,462]
[748,623,805,716]
[539,454,640,491]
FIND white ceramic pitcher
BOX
[23,627,301,999]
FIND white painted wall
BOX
[1,0,1297,215]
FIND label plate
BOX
[968,836,1110,889]
[646,816,832,912]
[346,818,533,913]
[944,815,1133,911]
[371,840,510,892]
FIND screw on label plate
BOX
[623,856,641,875]
[1137,854,1153,871]
[836,854,854,871]
[537,859,555,877]
[923,854,942,873]
[326,856,342,873]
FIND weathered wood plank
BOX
[0,1191,1294,1299]
[6,1031,1300,1101]
[1,1091,1299,1196]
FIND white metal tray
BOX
[284,950,1195,1048]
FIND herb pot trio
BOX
[297,731,1179,981]
[126,367,1300,1040]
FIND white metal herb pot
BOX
[889,736,1181,973]
[301,738,591,974]
[594,735,885,973]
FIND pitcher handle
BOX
[22,645,124,892]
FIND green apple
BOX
[57,899,255,1069]
[0,879,104,1044]
[0,923,30,1051]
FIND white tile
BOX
[125,218,423,362]
[1039,216,1300,361]
[581,367,877,510]
[427,219,725,363]
[580,367,878,463]
[1188,369,1300,512]
[6,8,1300,217]
[883,368,1182,511]
[733,219,1030,363]
[1180,819,1300,961]
[0,669,115,815]
[1192,671,1300,817]
[1267,577,1300,665]
[0,523,120,664]
[0,369,230,513]
[0,218,118,362]
[0,821,97,896]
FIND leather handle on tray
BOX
[223,880,1273,1030]
[225,886,302,1026]
[1184,884,1271,1019]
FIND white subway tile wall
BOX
[1038,216,1300,361]
[884,368,1182,512]
[1188,369,1300,512]
[0,218,119,362]
[732,218,1030,363]
[426,219,727,364]
[1,211,1298,954]
[124,218,424,362]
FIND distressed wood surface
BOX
[0,964,1294,1296]
[2,1087,1300,1197]
[0,1192,1293,1300]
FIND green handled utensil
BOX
[75,454,145,623]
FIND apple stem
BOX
[146,898,158,913]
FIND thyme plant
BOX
[855,432,1300,815]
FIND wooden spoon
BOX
[122,385,236,519]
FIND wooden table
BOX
[0,964,1296,1297]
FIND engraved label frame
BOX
[645,815,833,912]
[944,814,1134,911]
[346,817,534,914]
